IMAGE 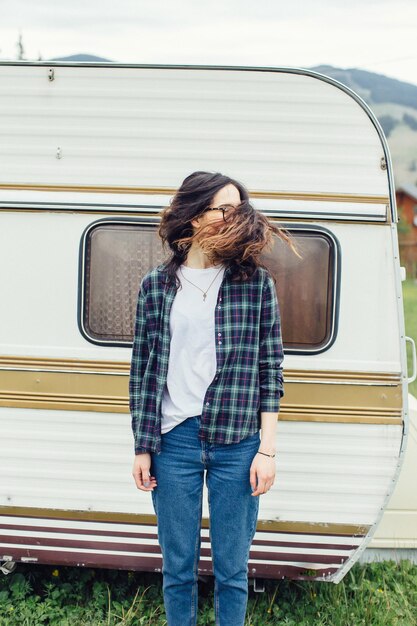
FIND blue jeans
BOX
[150,415,260,626]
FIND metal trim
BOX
[0,506,370,535]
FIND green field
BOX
[0,560,416,626]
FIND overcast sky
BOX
[1,0,417,86]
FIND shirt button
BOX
[218,305,221,309]
[206,401,210,406]
[218,333,221,337]
[218,341,222,345]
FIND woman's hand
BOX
[132,453,158,491]
[250,453,276,496]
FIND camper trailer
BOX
[0,61,415,584]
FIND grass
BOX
[0,560,416,625]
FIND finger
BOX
[142,469,158,491]
[251,478,267,496]
[142,469,151,487]
[132,467,143,490]
[134,468,157,492]
[250,467,257,491]
[133,472,144,490]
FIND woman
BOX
[130,171,297,626]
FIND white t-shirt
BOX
[160,262,226,434]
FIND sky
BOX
[1,0,417,86]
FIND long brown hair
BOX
[157,171,300,288]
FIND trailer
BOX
[0,61,415,583]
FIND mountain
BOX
[48,54,112,62]
[309,65,417,187]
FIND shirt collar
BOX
[157,262,232,275]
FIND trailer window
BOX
[81,220,338,352]
[81,221,165,345]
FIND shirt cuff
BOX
[259,395,282,413]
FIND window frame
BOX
[283,223,341,355]
[78,217,341,353]
[78,215,161,348]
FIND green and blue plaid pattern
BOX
[129,263,284,455]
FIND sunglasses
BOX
[201,203,238,221]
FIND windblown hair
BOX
[157,171,301,289]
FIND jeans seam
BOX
[215,578,220,626]
[245,498,259,576]
[190,483,203,626]
[207,481,220,626]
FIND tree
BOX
[397,204,411,236]
[16,32,25,60]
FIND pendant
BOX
[203,293,207,301]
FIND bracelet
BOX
[257,451,276,458]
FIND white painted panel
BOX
[370,393,417,547]
[0,65,388,203]
[0,408,402,528]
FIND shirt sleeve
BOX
[259,272,284,412]
[129,279,151,453]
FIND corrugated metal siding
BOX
[0,64,388,205]
[0,516,363,580]
[0,409,401,524]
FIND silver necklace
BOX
[179,265,224,301]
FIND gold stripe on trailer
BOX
[0,356,402,382]
[0,359,403,424]
[0,355,131,374]
[0,506,370,536]
[0,182,389,204]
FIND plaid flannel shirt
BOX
[129,263,284,455]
